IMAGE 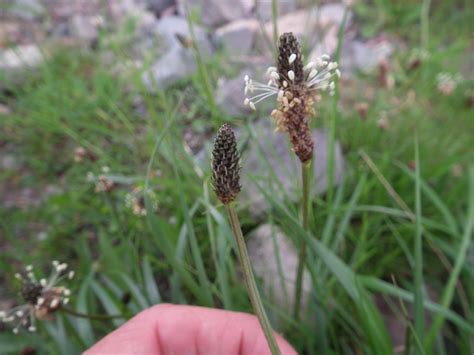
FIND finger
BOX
[85,304,297,355]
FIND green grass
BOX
[0,1,473,354]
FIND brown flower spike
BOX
[244,32,340,163]
[212,124,241,204]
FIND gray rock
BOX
[70,15,104,42]
[0,44,43,71]
[8,0,45,20]
[215,19,259,56]
[153,15,212,54]
[240,120,345,216]
[256,0,297,22]
[146,0,175,15]
[195,120,345,216]
[247,224,311,312]
[216,69,254,116]
[340,39,394,74]
[145,0,175,15]
[142,16,212,89]
[142,48,196,89]
[263,4,351,46]
[177,0,253,27]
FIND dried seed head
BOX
[211,124,241,204]
[277,33,304,86]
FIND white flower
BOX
[0,262,74,334]
[436,72,463,96]
[243,54,340,110]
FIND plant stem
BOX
[413,135,424,352]
[293,160,311,320]
[421,0,432,49]
[60,307,126,321]
[225,204,281,355]
[271,0,279,54]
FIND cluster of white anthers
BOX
[0,261,74,334]
[244,54,340,111]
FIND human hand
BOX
[85,304,296,355]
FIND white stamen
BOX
[63,289,71,296]
[278,90,284,100]
[270,72,280,80]
[283,81,288,87]
[328,62,338,70]
[289,53,296,64]
[68,271,75,279]
[308,69,318,80]
[40,278,47,287]
[63,298,70,305]
[50,299,59,309]
[321,54,330,61]
[304,61,315,70]
[335,69,341,78]
[16,310,23,317]
[249,102,256,111]
[266,66,277,75]
[288,70,295,81]
[26,265,33,272]
[13,328,19,334]
[244,75,249,82]
[37,297,45,306]
[28,326,36,332]
[244,98,250,105]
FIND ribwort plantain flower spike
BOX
[211,124,241,204]
[0,262,74,334]
[211,124,281,354]
[244,32,340,162]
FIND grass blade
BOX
[424,165,474,349]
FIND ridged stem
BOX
[293,159,311,320]
[225,204,281,355]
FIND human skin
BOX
[85,304,297,355]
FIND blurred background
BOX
[0,0,473,354]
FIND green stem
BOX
[293,160,311,320]
[225,204,281,355]
[271,0,279,54]
[60,307,126,321]
[421,0,432,49]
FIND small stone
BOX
[0,104,12,115]
[69,15,104,42]
[142,16,213,90]
[247,224,311,312]
[215,19,259,56]
[216,69,256,116]
[153,16,212,54]
[8,0,45,20]
[0,21,22,47]
[256,0,297,22]
[339,39,394,75]
[142,47,196,90]
[145,0,175,15]
[0,45,43,71]
[176,0,253,27]
[264,4,351,44]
